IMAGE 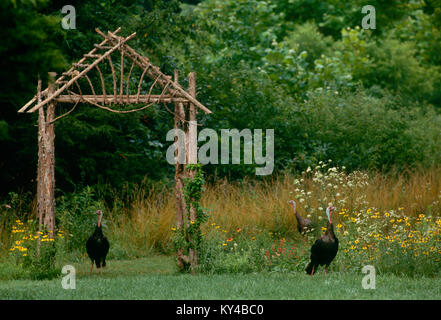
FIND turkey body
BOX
[86,226,110,269]
[288,200,314,235]
[305,233,338,275]
[297,216,313,234]
[305,206,339,275]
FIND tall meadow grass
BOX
[1,166,440,276]
[106,165,441,263]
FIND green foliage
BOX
[198,234,263,274]
[173,164,208,271]
[0,121,9,141]
[23,242,59,280]
[281,89,441,171]
[1,0,440,192]
[57,187,106,253]
[284,22,333,65]
[8,218,61,280]
[0,0,67,195]
[363,37,440,103]
[184,164,209,246]
[198,229,310,274]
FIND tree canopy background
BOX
[1,0,440,197]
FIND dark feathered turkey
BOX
[305,206,338,275]
[288,200,314,235]
[86,210,109,275]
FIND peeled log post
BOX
[37,72,55,238]
[36,78,44,256]
[188,72,198,165]
[187,72,198,272]
[174,70,185,229]
[174,70,186,270]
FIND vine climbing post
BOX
[183,164,206,274]
[173,72,206,273]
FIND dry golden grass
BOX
[107,185,176,255]
[2,166,439,262]
[107,166,441,256]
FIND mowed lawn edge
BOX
[0,256,440,300]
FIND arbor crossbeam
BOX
[54,95,190,104]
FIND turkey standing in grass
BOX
[86,210,110,275]
[305,206,338,275]
[288,200,314,235]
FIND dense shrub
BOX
[57,187,106,254]
[282,89,441,172]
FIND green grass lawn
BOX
[0,255,440,300]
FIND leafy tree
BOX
[0,0,67,195]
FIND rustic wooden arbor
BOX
[19,27,212,271]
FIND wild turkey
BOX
[86,210,110,275]
[288,200,313,235]
[305,206,338,275]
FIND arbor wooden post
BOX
[187,72,198,272]
[174,70,184,228]
[37,72,57,241]
[36,78,43,255]
[174,71,199,272]
[174,70,188,270]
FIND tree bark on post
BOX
[187,72,198,272]
[174,70,188,270]
[37,72,57,242]
[173,70,184,228]
[36,78,43,256]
